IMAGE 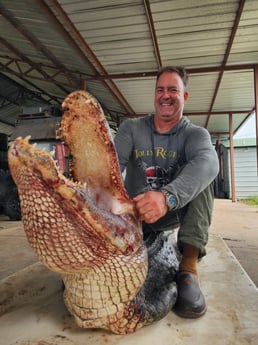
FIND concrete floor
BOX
[211,199,258,287]
[0,199,258,345]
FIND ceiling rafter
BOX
[84,64,254,80]
[0,115,15,127]
[0,65,62,104]
[0,72,59,127]
[143,0,162,69]
[39,0,135,115]
[0,97,17,109]
[0,3,76,90]
[0,90,21,107]
[0,37,75,93]
[0,1,256,138]
[129,109,253,119]
[0,54,254,84]
[0,55,75,88]
[0,55,254,124]
[205,0,246,128]
[185,110,252,116]
[0,55,128,125]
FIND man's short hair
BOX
[156,66,189,89]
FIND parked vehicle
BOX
[0,133,21,220]
[0,104,65,221]
[0,168,21,220]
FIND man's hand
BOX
[133,191,168,224]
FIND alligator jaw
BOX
[8,90,178,334]
[8,136,143,257]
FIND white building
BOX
[216,138,258,200]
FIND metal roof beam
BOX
[0,53,253,82]
[0,37,72,94]
[0,56,75,89]
[0,3,76,90]
[184,110,253,116]
[128,110,252,118]
[205,0,246,128]
[254,64,258,172]
[143,0,162,69]
[85,64,254,81]
[40,0,135,115]
[0,67,61,104]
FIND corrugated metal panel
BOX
[208,113,249,134]
[2,0,91,73]
[151,0,239,68]
[86,80,126,114]
[232,147,258,199]
[208,115,231,133]
[0,0,127,118]
[114,77,156,114]
[61,0,156,73]
[185,115,207,128]
[0,103,19,126]
[55,0,256,131]
[214,70,254,111]
[185,73,219,112]
[228,0,258,64]
[0,0,258,138]
[0,122,14,137]
[222,137,256,148]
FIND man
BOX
[114,66,219,318]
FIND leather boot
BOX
[173,271,207,318]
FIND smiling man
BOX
[114,66,219,319]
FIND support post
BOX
[229,112,236,202]
[80,79,87,90]
[254,65,258,173]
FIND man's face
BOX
[154,72,189,122]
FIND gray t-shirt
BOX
[114,115,219,209]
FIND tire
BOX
[4,188,21,221]
[0,171,7,200]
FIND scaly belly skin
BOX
[8,90,178,334]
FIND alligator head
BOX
[8,90,178,334]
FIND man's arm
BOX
[162,126,219,209]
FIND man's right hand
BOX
[133,191,168,224]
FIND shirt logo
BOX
[135,147,178,160]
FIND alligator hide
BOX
[8,90,179,334]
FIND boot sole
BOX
[173,305,207,319]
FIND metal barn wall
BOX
[229,146,258,199]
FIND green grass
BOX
[240,196,258,206]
